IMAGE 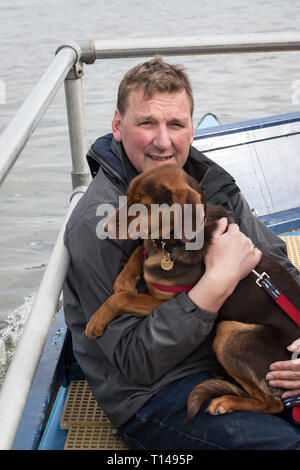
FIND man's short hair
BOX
[117,56,194,116]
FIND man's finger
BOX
[268,378,300,389]
[281,388,300,398]
[212,217,228,240]
[267,370,300,381]
[269,358,300,371]
[287,338,300,352]
[226,222,240,234]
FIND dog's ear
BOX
[183,187,205,243]
[111,203,150,240]
[172,185,206,244]
[104,206,130,239]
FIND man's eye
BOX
[170,122,183,128]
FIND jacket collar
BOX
[111,137,139,185]
[87,133,238,203]
[88,133,210,185]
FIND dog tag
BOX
[161,255,174,271]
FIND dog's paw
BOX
[85,316,107,339]
[206,397,234,415]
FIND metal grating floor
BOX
[60,236,299,450]
[61,380,127,450]
[280,235,300,270]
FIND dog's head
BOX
[105,164,206,246]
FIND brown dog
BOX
[85,163,300,420]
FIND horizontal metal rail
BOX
[92,32,300,60]
[0,46,77,185]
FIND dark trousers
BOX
[119,372,300,450]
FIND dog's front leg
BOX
[85,292,163,339]
[113,245,144,293]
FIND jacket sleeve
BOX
[65,212,218,386]
[227,192,300,285]
[100,292,217,385]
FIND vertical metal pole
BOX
[0,47,77,186]
[64,66,92,190]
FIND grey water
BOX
[1,0,300,384]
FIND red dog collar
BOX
[143,249,193,293]
[151,282,192,293]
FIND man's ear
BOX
[112,109,122,142]
[190,124,194,145]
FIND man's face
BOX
[112,88,194,173]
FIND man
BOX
[63,57,300,450]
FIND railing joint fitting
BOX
[55,41,84,79]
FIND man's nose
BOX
[153,125,171,151]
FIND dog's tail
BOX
[185,379,248,422]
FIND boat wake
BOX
[0,294,34,387]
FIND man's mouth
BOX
[147,154,174,161]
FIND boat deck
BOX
[61,381,127,450]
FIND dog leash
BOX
[252,268,300,424]
[252,269,300,327]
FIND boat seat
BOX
[194,112,300,233]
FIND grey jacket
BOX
[63,134,300,428]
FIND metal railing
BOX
[1,32,300,450]
[0,41,92,450]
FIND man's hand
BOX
[204,217,262,295]
[266,338,300,398]
[188,217,262,312]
